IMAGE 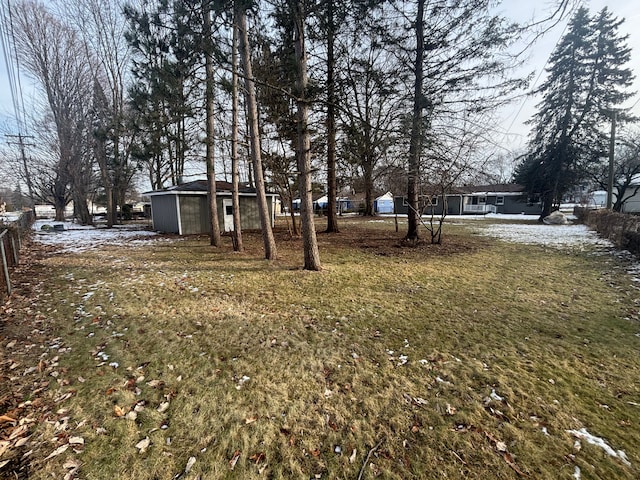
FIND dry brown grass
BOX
[1,217,640,479]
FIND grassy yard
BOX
[1,217,639,479]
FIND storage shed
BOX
[144,180,278,235]
[374,192,394,214]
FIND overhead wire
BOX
[0,0,28,134]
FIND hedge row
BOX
[574,207,640,254]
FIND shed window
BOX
[478,196,486,204]
[226,205,233,215]
[496,196,505,206]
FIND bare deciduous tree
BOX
[12,0,95,224]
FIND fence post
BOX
[10,232,18,265]
[0,232,11,297]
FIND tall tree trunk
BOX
[231,8,243,252]
[325,0,339,233]
[363,156,374,216]
[238,6,277,260]
[204,2,222,246]
[72,188,93,225]
[93,132,115,227]
[406,0,425,241]
[292,0,321,271]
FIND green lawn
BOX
[2,217,639,479]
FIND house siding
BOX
[394,194,541,215]
[150,195,179,233]
[179,195,210,235]
[238,195,265,229]
[502,196,542,215]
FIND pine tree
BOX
[515,6,634,219]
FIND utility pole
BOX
[6,134,36,214]
[606,112,616,210]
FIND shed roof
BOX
[143,180,276,196]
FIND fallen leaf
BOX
[68,437,84,446]
[45,444,69,460]
[147,379,164,388]
[311,448,321,457]
[249,452,266,464]
[0,415,16,424]
[503,452,529,477]
[185,456,196,473]
[229,450,241,470]
[245,416,258,424]
[9,425,29,440]
[446,404,457,415]
[63,459,82,470]
[496,441,507,452]
[125,411,138,421]
[114,405,126,417]
[0,460,9,469]
[135,437,150,453]
[349,449,357,463]
[157,401,170,413]
[5,340,15,349]
[14,436,30,447]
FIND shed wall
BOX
[151,196,179,233]
[179,196,210,235]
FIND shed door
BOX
[223,199,234,232]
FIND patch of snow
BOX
[32,220,170,253]
[573,466,581,479]
[567,428,631,466]
[490,389,503,401]
[475,222,612,249]
[0,212,23,223]
[448,213,541,222]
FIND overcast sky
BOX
[0,0,638,161]
[495,0,640,156]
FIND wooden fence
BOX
[0,211,35,301]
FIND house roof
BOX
[454,183,526,195]
[375,192,394,201]
[143,180,277,197]
[392,184,528,198]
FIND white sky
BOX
[0,0,638,161]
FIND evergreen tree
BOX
[515,6,634,219]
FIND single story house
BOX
[394,184,542,216]
[143,180,278,235]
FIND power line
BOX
[0,0,27,133]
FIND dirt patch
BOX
[274,219,488,258]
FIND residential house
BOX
[394,184,542,216]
